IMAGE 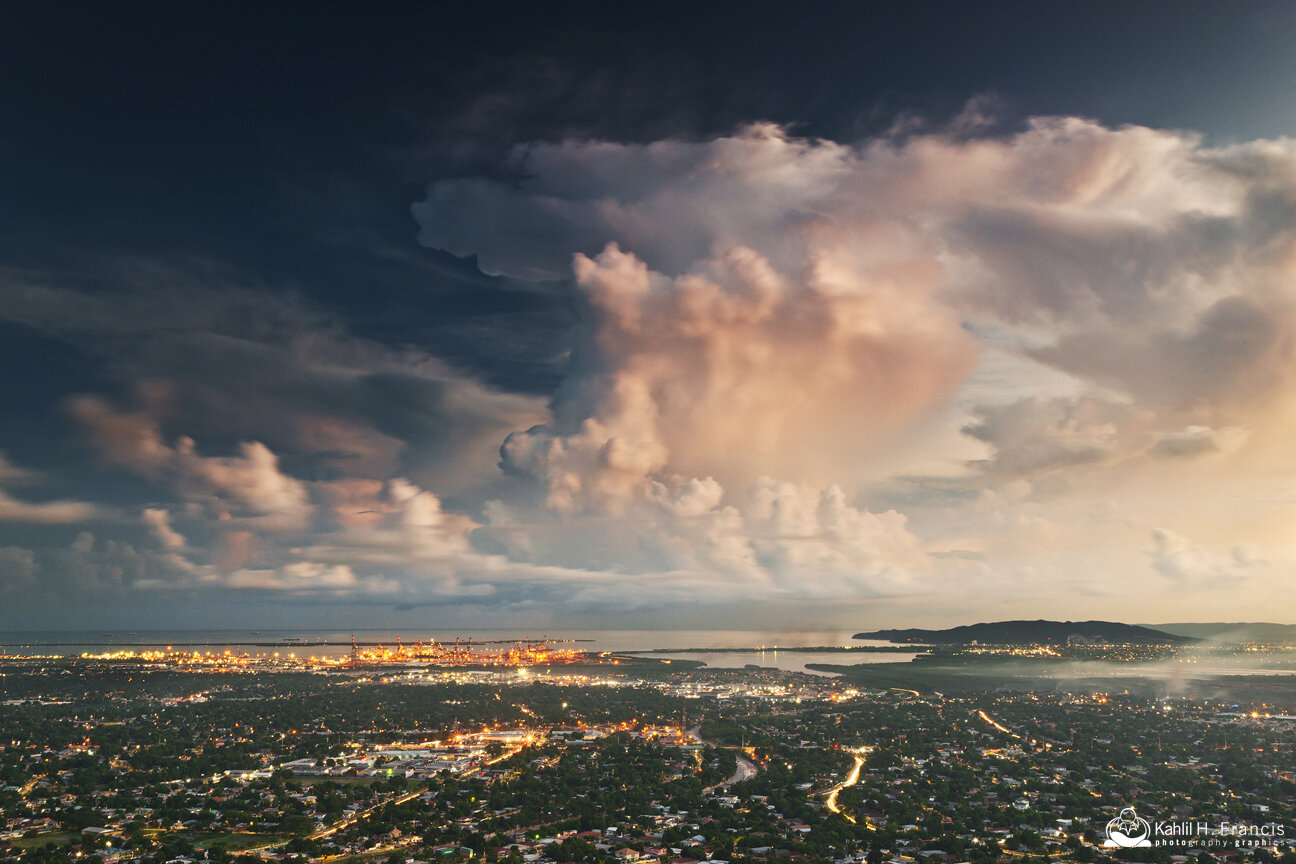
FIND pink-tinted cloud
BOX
[502,242,977,509]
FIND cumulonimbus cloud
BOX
[499,242,978,509]
[409,117,1296,610]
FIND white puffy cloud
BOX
[297,478,477,568]
[142,508,186,548]
[65,388,176,473]
[0,490,98,524]
[743,479,927,596]
[224,562,361,591]
[1148,528,1263,586]
[71,397,313,532]
[173,438,312,531]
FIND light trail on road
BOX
[978,709,1019,737]
[824,748,867,823]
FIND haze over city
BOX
[4,2,1296,630]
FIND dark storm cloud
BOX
[0,266,546,495]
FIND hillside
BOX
[1151,622,1296,643]
[855,619,1195,645]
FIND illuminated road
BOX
[824,748,867,823]
[311,787,424,839]
[688,726,760,791]
[978,709,1020,738]
[482,740,532,766]
[715,751,759,789]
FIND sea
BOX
[0,628,921,676]
[3,629,1295,679]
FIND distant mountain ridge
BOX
[855,619,1195,645]
[1150,622,1296,643]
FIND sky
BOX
[3,2,1296,631]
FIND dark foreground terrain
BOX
[1,650,1294,864]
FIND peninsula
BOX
[855,619,1195,645]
